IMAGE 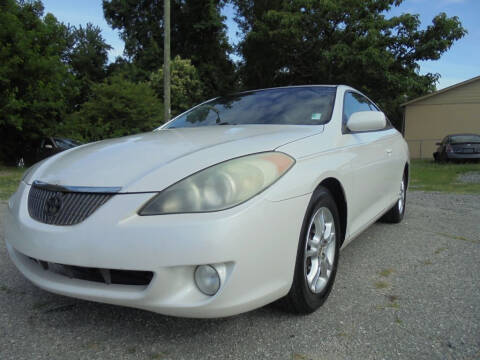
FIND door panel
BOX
[343,131,392,237]
[384,133,407,207]
[341,91,400,237]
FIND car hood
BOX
[28,125,322,192]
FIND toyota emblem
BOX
[45,194,62,216]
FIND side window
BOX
[42,138,55,149]
[343,92,388,132]
[343,92,371,124]
[343,91,376,129]
[47,138,55,147]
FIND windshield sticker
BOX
[311,113,322,121]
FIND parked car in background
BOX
[5,85,409,318]
[433,134,480,162]
[17,137,82,167]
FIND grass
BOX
[437,232,479,244]
[0,165,25,200]
[410,159,480,194]
[379,268,394,277]
[434,247,448,255]
[374,281,389,289]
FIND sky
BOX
[42,0,479,90]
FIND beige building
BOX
[402,75,480,159]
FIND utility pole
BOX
[163,0,171,122]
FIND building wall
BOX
[404,79,480,159]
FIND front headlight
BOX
[139,152,295,215]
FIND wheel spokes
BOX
[313,211,325,236]
[304,206,337,294]
[311,265,321,291]
[308,234,321,247]
[319,255,328,278]
[305,248,318,258]
[398,179,405,212]
[324,254,332,273]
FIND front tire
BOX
[380,173,406,224]
[279,187,341,314]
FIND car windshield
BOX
[166,86,336,128]
[54,138,81,148]
[450,135,480,144]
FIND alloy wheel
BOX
[398,178,406,213]
[304,207,336,294]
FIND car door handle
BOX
[386,149,393,155]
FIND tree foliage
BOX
[66,23,112,83]
[150,56,204,116]
[0,0,468,164]
[65,23,112,109]
[103,0,236,98]
[66,75,163,142]
[232,0,466,127]
[0,0,74,163]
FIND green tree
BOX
[64,22,112,108]
[149,56,204,116]
[66,23,112,83]
[0,0,75,164]
[66,75,163,142]
[106,57,147,82]
[233,0,466,128]
[103,0,236,97]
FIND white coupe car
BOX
[5,85,409,318]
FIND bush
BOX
[65,75,164,142]
[149,56,204,116]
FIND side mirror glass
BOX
[346,111,386,132]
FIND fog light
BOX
[194,265,220,296]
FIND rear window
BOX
[450,135,480,144]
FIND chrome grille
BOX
[28,185,114,226]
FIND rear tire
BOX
[380,173,406,224]
[279,187,341,314]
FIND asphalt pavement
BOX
[1,191,479,360]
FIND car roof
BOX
[226,85,380,112]
[229,85,338,96]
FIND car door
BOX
[341,91,394,237]
[368,103,406,206]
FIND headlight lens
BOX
[139,152,294,215]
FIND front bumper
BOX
[4,182,310,318]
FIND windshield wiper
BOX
[217,121,237,125]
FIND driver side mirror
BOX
[346,111,386,132]
[435,142,441,146]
